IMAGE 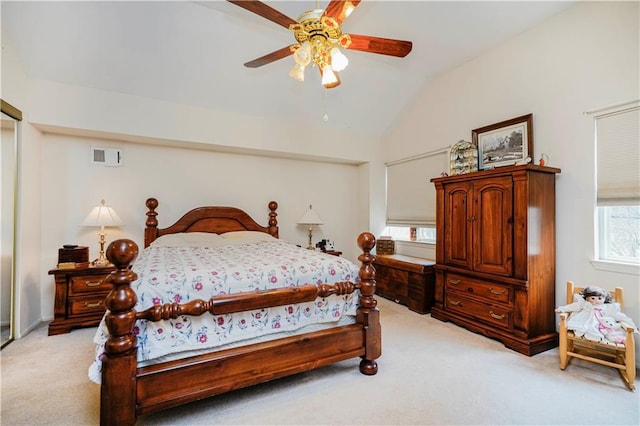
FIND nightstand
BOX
[324,250,342,257]
[48,264,115,335]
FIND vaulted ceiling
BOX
[1,1,577,137]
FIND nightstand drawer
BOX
[69,274,112,295]
[48,264,114,335]
[68,295,108,317]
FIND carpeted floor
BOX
[1,297,638,425]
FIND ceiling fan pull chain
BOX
[323,89,329,122]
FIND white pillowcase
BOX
[150,232,224,247]
[220,231,277,242]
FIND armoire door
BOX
[472,176,513,276]
[443,181,473,270]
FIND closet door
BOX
[472,176,513,276]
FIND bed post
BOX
[356,232,380,375]
[267,201,279,238]
[101,239,139,426]
[144,197,159,248]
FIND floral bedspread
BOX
[89,239,360,383]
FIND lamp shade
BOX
[297,205,324,225]
[81,200,123,227]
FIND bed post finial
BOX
[101,239,139,426]
[357,232,377,310]
[145,197,159,248]
[268,201,279,238]
[356,232,380,375]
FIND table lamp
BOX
[81,199,123,266]
[297,204,324,250]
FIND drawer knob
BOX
[449,300,461,306]
[85,280,102,287]
[449,279,461,285]
[85,301,102,308]
[489,288,506,295]
[489,310,505,320]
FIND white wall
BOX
[384,1,640,361]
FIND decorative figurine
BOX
[539,153,549,166]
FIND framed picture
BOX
[473,114,533,170]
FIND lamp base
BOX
[92,233,112,266]
[92,255,111,267]
[307,227,314,250]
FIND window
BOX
[598,206,640,263]
[385,148,448,244]
[595,102,640,265]
[382,225,436,244]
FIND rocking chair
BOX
[558,281,636,391]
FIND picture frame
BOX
[473,114,533,170]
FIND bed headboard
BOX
[144,198,279,248]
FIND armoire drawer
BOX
[445,292,513,330]
[445,273,512,305]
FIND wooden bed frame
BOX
[100,198,379,425]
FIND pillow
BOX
[220,231,277,242]
[150,232,223,247]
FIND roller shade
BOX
[596,104,640,205]
[386,148,448,226]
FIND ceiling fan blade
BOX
[347,34,413,57]
[243,45,295,68]
[227,0,297,29]
[323,0,361,24]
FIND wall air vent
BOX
[91,147,122,167]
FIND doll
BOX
[556,286,638,345]
[597,316,628,344]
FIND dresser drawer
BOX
[68,295,108,317]
[445,273,511,305]
[444,293,513,330]
[69,274,112,295]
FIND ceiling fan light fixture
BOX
[330,47,348,72]
[320,65,340,89]
[293,41,312,66]
[289,63,306,82]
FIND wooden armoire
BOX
[430,164,561,356]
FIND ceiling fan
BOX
[227,0,413,89]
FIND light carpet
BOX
[1,298,638,425]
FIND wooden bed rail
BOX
[101,232,377,426]
[136,282,359,321]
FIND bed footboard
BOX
[100,233,378,426]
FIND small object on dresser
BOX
[376,238,395,255]
[58,245,89,264]
[449,140,478,176]
[57,262,77,270]
[539,153,549,166]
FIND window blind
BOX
[386,148,448,226]
[596,103,640,205]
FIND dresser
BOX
[48,265,115,335]
[373,254,435,314]
[430,164,560,355]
